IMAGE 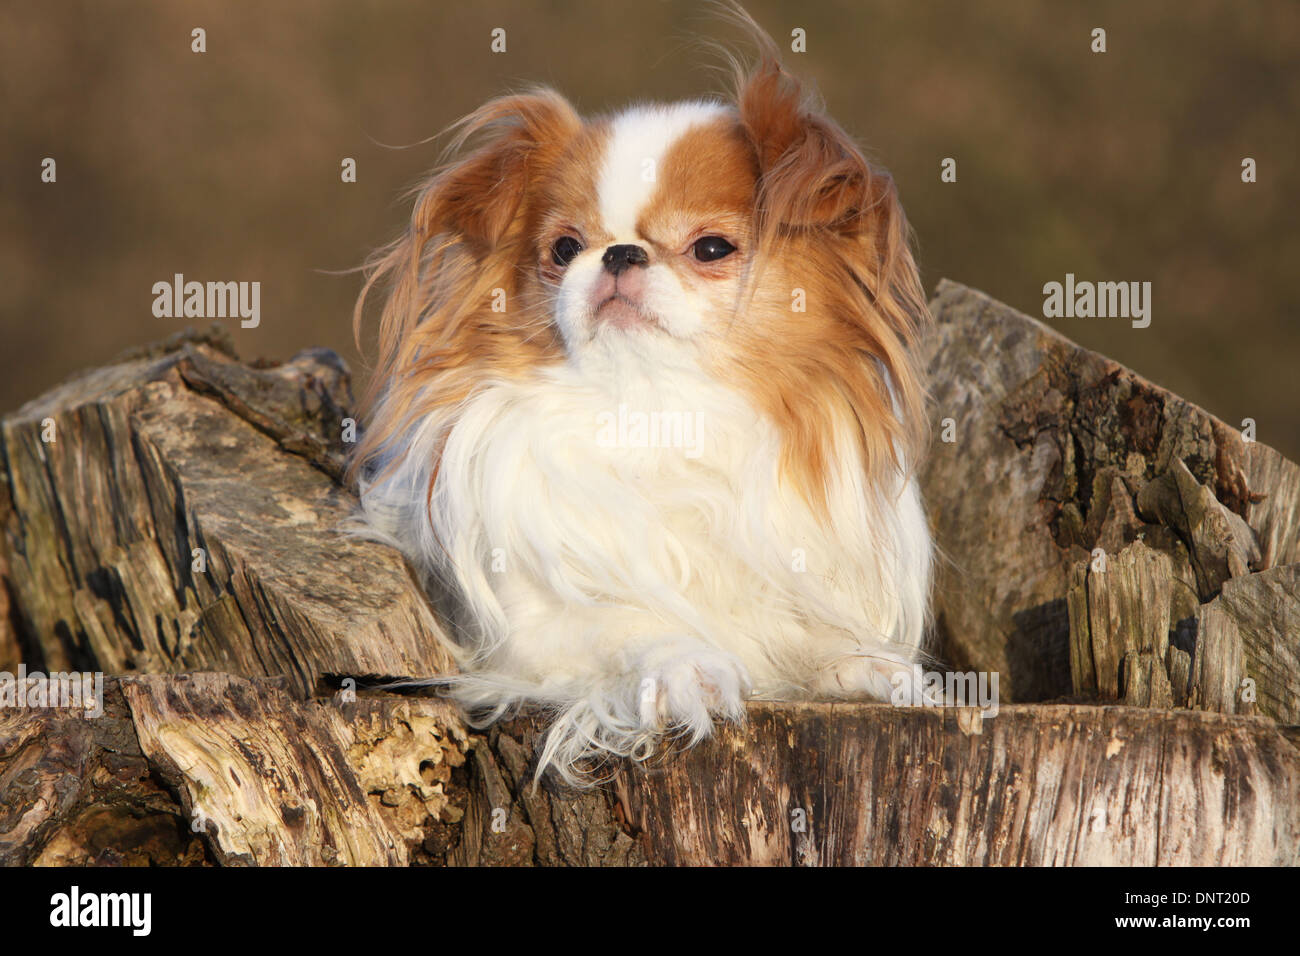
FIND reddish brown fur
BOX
[722,30,930,509]
[349,90,583,488]
[351,13,929,525]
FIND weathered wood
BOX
[1136,456,1261,598]
[0,678,210,866]
[120,674,468,866]
[448,728,644,867]
[3,676,1295,866]
[1068,541,1175,701]
[922,280,1300,703]
[0,330,455,697]
[2,284,1298,867]
[603,702,1300,865]
[0,491,19,673]
[0,674,469,866]
[1188,565,1300,722]
[1067,525,1299,721]
[459,703,1300,866]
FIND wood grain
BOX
[922,281,1300,704]
[2,287,1297,866]
[0,330,456,697]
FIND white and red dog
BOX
[351,11,933,782]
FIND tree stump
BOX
[2,284,1297,866]
[0,328,454,696]
[922,280,1300,705]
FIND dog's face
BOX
[535,102,756,355]
[355,57,931,508]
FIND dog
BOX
[349,7,933,783]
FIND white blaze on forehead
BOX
[597,101,730,239]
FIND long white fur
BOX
[355,104,933,784]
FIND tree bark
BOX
[0,328,455,697]
[1,284,1297,866]
[3,675,1295,866]
[921,280,1300,705]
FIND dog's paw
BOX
[636,647,751,741]
[815,653,939,706]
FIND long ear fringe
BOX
[860,170,933,475]
[347,88,579,489]
[712,1,932,481]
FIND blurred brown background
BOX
[3,0,1297,457]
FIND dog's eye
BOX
[551,235,584,267]
[692,236,736,262]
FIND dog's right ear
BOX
[348,90,580,491]
[415,89,582,255]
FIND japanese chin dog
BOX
[350,7,933,784]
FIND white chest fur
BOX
[367,350,928,675]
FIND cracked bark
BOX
[1,284,1297,865]
[923,280,1300,707]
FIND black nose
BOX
[601,243,649,275]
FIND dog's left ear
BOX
[738,65,859,234]
[738,58,896,242]
[737,56,923,306]
[734,47,930,467]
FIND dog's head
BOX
[353,8,929,510]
